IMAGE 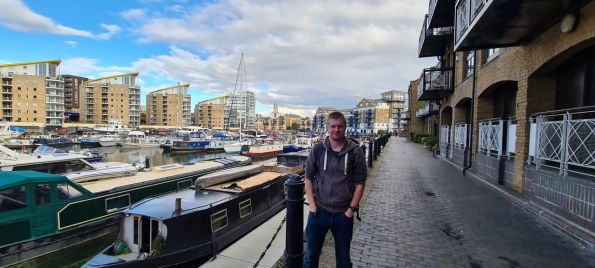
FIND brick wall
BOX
[524,166,595,235]
[408,80,424,136]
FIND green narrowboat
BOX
[0,156,251,267]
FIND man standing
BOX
[303,111,367,268]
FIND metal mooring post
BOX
[368,140,373,167]
[285,174,304,268]
[373,139,378,160]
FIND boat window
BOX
[35,184,51,205]
[0,186,27,212]
[210,209,228,232]
[133,216,140,245]
[177,180,192,189]
[57,183,83,200]
[239,199,252,218]
[277,157,287,164]
[105,194,131,213]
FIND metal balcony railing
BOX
[454,123,469,149]
[478,118,504,157]
[419,14,454,57]
[441,125,451,145]
[417,67,454,101]
[529,106,595,178]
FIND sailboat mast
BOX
[226,53,244,136]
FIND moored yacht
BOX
[99,134,123,147]
[94,118,135,134]
[0,145,90,173]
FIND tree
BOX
[291,122,299,130]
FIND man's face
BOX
[326,118,346,141]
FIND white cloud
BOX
[96,24,121,40]
[0,0,93,37]
[64,40,77,47]
[121,9,146,21]
[0,0,121,40]
[60,57,133,76]
[120,0,435,114]
[166,5,184,13]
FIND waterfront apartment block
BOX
[313,91,406,136]
[63,75,88,122]
[312,107,337,132]
[411,0,595,235]
[0,59,65,129]
[227,91,256,129]
[62,75,88,112]
[79,72,141,126]
[194,95,228,130]
[146,84,191,127]
[381,90,407,133]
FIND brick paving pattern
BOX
[351,137,595,268]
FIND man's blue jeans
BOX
[303,208,354,268]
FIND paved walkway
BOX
[351,137,595,268]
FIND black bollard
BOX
[145,157,150,169]
[285,174,304,268]
[368,140,373,167]
[373,139,378,160]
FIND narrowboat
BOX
[206,140,227,154]
[80,132,102,148]
[32,136,73,148]
[169,140,210,155]
[240,139,284,160]
[0,156,252,267]
[82,164,303,267]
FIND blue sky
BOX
[0,0,435,117]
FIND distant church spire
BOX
[272,102,279,119]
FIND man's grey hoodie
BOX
[305,137,367,213]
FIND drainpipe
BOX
[463,50,477,175]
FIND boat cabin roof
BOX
[78,156,250,194]
[0,171,69,189]
[123,170,284,220]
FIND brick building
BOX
[410,0,595,235]
[79,72,141,126]
[146,84,191,127]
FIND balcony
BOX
[417,67,454,101]
[416,102,440,118]
[428,0,456,28]
[419,14,454,58]
[400,112,410,119]
[454,0,591,52]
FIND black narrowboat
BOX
[82,164,302,267]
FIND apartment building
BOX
[62,75,88,122]
[411,0,595,234]
[380,90,407,133]
[146,84,191,127]
[79,72,141,126]
[227,90,256,129]
[351,99,391,135]
[0,59,65,129]
[312,107,337,132]
[194,95,229,130]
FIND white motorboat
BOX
[0,121,24,140]
[99,134,122,147]
[0,145,89,173]
[64,160,145,183]
[94,118,135,134]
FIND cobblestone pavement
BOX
[351,137,595,268]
